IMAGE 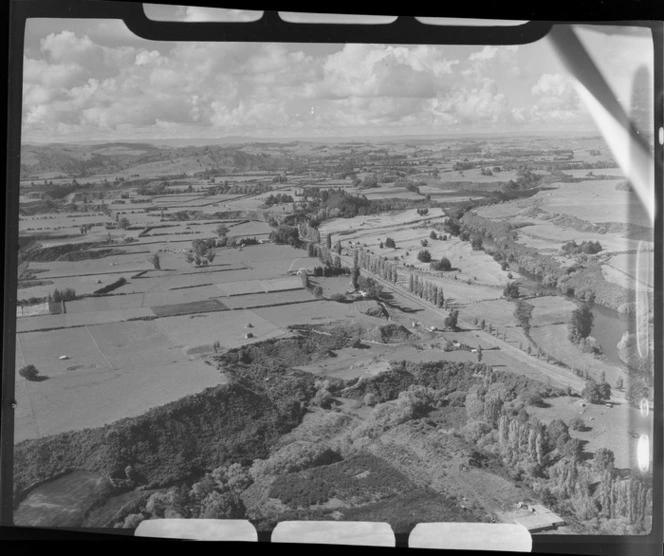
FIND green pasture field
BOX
[165,267,253,287]
[362,187,422,201]
[20,213,113,231]
[516,224,640,254]
[154,309,288,351]
[215,279,268,296]
[527,396,646,470]
[17,326,112,378]
[319,209,446,239]
[527,295,578,328]
[601,251,654,291]
[535,180,650,225]
[528,323,626,387]
[16,308,155,333]
[17,272,135,301]
[406,237,513,289]
[86,321,187,369]
[252,299,356,328]
[30,253,150,280]
[102,274,173,295]
[14,320,224,441]
[227,221,273,236]
[65,293,145,314]
[141,285,225,306]
[151,299,229,317]
[16,358,223,441]
[216,277,305,297]
[461,298,518,329]
[220,289,313,310]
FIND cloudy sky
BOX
[21,10,654,143]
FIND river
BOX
[590,303,631,368]
[515,270,630,368]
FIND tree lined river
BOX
[515,270,630,369]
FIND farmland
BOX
[13,135,653,536]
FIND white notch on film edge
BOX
[271,521,395,546]
[637,435,650,473]
[134,520,533,547]
[409,523,532,551]
[134,519,257,541]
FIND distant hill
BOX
[20,142,290,180]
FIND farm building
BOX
[513,504,565,532]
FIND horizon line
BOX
[22,128,602,147]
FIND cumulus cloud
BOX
[312,44,458,100]
[41,31,104,67]
[469,45,499,62]
[23,36,470,138]
[464,45,520,78]
[135,50,160,66]
[508,72,589,126]
[22,26,592,140]
[432,79,509,125]
[531,73,577,105]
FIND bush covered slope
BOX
[14,369,317,503]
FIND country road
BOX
[338,250,616,396]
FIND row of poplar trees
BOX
[308,242,341,269]
[353,248,399,285]
[337,240,447,309]
[408,273,445,308]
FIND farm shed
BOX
[514,505,565,532]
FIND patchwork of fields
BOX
[15,214,329,441]
[15,135,654,534]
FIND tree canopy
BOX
[503,282,520,300]
[417,249,432,263]
[569,305,594,343]
[444,309,459,331]
[582,379,611,404]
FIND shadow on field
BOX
[352,341,371,350]
[579,439,593,462]
[380,293,422,314]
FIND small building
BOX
[513,505,565,533]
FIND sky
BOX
[20,8,655,143]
